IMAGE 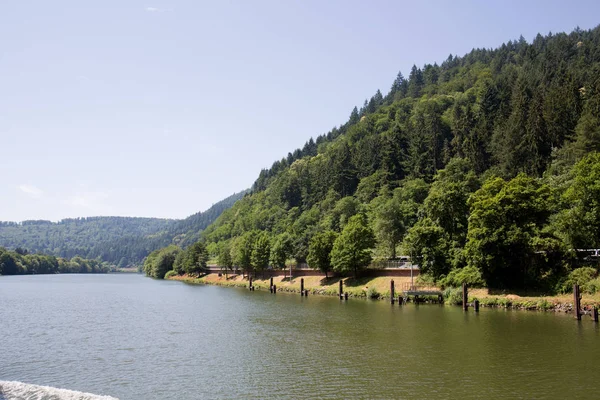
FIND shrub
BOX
[443,287,463,305]
[366,286,380,299]
[583,277,600,294]
[537,299,552,311]
[164,270,178,279]
[497,298,512,308]
[439,266,486,289]
[560,267,598,293]
[480,297,498,307]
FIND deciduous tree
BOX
[307,230,337,278]
[331,214,375,278]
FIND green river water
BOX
[0,274,598,399]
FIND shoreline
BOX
[167,273,600,313]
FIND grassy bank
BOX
[168,273,414,299]
[469,288,600,312]
[167,273,600,312]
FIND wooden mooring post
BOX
[574,284,581,320]
[339,280,344,300]
[249,276,253,291]
[593,306,599,323]
[390,280,395,305]
[462,283,468,311]
[269,277,274,293]
[474,299,480,313]
[273,284,277,293]
[300,278,305,296]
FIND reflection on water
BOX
[0,274,598,399]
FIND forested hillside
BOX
[165,190,249,247]
[0,190,246,265]
[193,26,600,291]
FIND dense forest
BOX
[0,247,113,275]
[152,26,600,292]
[0,191,246,266]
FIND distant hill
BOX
[0,190,247,266]
[165,190,249,248]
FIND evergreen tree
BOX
[494,74,531,176]
[407,65,424,98]
[572,71,600,157]
[348,106,360,125]
[524,87,551,176]
[390,71,407,99]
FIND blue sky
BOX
[1,0,599,222]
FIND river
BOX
[0,274,598,399]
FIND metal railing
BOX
[369,260,416,269]
[400,282,440,292]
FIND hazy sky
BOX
[2,1,599,222]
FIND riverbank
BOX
[168,273,414,298]
[470,288,600,312]
[169,274,600,312]
[168,273,600,313]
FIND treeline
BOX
[0,247,113,275]
[148,26,600,292]
[0,191,246,266]
[143,242,208,279]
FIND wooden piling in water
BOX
[474,299,480,312]
[344,292,348,301]
[249,276,253,291]
[273,284,277,293]
[593,306,598,322]
[300,278,304,296]
[574,284,581,320]
[462,283,468,311]
[339,280,344,300]
[390,280,395,304]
